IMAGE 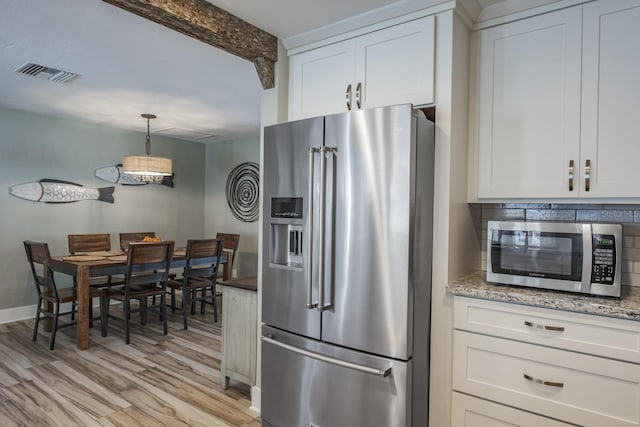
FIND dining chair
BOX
[68,233,112,254]
[216,232,240,280]
[119,232,156,251]
[167,239,223,329]
[106,241,174,344]
[68,233,122,324]
[24,240,108,350]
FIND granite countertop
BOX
[448,271,640,321]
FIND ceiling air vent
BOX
[14,62,78,83]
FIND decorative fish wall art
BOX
[95,164,174,187]
[9,179,115,203]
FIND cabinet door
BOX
[221,286,257,387]
[477,8,582,198]
[580,0,640,197]
[452,392,572,427]
[453,331,640,427]
[355,16,434,109]
[288,40,356,120]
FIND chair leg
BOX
[161,292,168,336]
[32,300,41,342]
[182,288,189,330]
[170,289,176,313]
[100,295,108,337]
[200,288,206,315]
[140,298,147,325]
[124,299,130,345]
[89,297,94,329]
[212,288,218,323]
[50,304,60,351]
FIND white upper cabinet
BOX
[581,0,640,198]
[289,16,434,121]
[476,7,583,198]
[474,0,640,199]
[289,40,356,121]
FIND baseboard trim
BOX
[0,304,36,324]
[0,300,109,325]
[250,386,261,413]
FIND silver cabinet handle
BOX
[355,82,362,109]
[568,160,574,191]
[345,84,352,111]
[524,320,564,332]
[523,373,563,388]
[306,147,319,309]
[585,159,591,191]
[263,335,392,377]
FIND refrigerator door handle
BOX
[318,146,336,312]
[306,147,319,309]
[262,335,392,378]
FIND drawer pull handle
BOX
[523,373,564,388]
[524,321,564,332]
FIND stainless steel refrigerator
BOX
[261,103,434,427]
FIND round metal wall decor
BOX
[226,162,259,222]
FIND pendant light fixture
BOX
[122,113,172,183]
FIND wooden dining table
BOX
[49,248,228,350]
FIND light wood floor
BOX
[0,299,261,426]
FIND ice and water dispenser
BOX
[270,197,303,268]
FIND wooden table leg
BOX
[77,264,90,350]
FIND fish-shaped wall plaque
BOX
[95,164,174,187]
[9,179,115,203]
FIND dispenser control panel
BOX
[271,197,303,219]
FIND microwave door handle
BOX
[581,223,593,294]
[306,148,319,309]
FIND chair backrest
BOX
[184,239,224,282]
[215,232,240,265]
[24,240,58,298]
[68,233,111,254]
[119,232,156,251]
[125,241,174,288]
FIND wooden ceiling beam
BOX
[102,0,278,89]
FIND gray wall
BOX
[205,136,260,277]
[0,107,206,309]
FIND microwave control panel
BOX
[591,234,617,285]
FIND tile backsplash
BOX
[477,203,640,286]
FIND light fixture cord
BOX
[145,117,151,156]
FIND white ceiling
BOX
[0,0,408,143]
[0,0,550,143]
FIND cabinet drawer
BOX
[452,392,572,426]
[453,331,640,426]
[454,296,640,363]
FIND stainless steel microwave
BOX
[487,221,622,297]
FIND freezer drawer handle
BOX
[524,320,564,332]
[263,335,392,378]
[523,373,564,388]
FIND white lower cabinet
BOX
[220,285,257,389]
[452,296,640,426]
[452,392,572,427]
